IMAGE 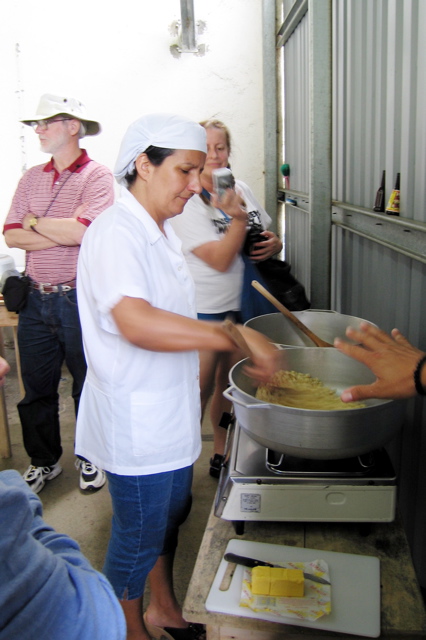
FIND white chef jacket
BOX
[75,188,202,475]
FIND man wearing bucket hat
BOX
[3,93,114,494]
[20,93,101,136]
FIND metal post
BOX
[309,0,332,309]
[263,0,278,230]
[180,0,196,52]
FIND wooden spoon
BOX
[251,280,333,348]
[221,319,322,399]
[221,319,327,401]
[221,319,254,358]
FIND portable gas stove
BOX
[214,420,397,534]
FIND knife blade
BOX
[224,552,331,586]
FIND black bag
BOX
[2,275,30,312]
[256,258,311,312]
[243,227,310,312]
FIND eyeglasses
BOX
[30,118,72,131]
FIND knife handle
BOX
[219,561,237,591]
[224,552,271,568]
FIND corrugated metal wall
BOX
[279,1,310,284]
[333,0,426,221]
[279,0,426,584]
[282,13,310,196]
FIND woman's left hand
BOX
[249,230,283,261]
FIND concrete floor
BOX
[0,331,219,607]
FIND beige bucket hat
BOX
[20,93,101,136]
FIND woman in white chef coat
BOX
[170,119,282,478]
[75,113,279,640]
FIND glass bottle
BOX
[385,173,400,216]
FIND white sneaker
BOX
[23,462,62,494]
[75,459,106,492]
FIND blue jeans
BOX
[103,466,193,600]
[17,287,87,467]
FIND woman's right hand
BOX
[191,189,248,272]
[210,189,248,223]
[236,325,284,383]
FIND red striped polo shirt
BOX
[4,150,114,285]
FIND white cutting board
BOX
[206,538,380,638]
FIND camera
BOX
[212,168,235,200]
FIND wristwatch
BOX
[29,216,38,230]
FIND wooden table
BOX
[184,507,426,639]
[0,305,23,458]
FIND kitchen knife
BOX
[224,552,331,586]
[219,560,237,591]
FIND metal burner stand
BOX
[214,421,397,533]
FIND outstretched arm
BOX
[111,297,282,383]
[334,322,426,401]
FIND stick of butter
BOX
[252,566,304,597]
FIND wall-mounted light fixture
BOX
[170,0,206,57]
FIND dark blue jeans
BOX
[17,287,87,467]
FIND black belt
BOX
[31,280,76,294]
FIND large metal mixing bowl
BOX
[224,347,405,460]
[245,310,373,347]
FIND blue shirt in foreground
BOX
[0,470,126,640]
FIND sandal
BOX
[209,453,224,479]
[143,619,175,640]
[143,613,205,640]
[163,623,206,640]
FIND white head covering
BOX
[114,113,207,186]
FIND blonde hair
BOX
[199,119,232,155]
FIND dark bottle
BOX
[373,170,385,212]
[385,173,400,216]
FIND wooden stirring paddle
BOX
[221,319,254,358]
[251,280,333,348]
[221,319,325,400]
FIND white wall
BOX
[0,0,265,269]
